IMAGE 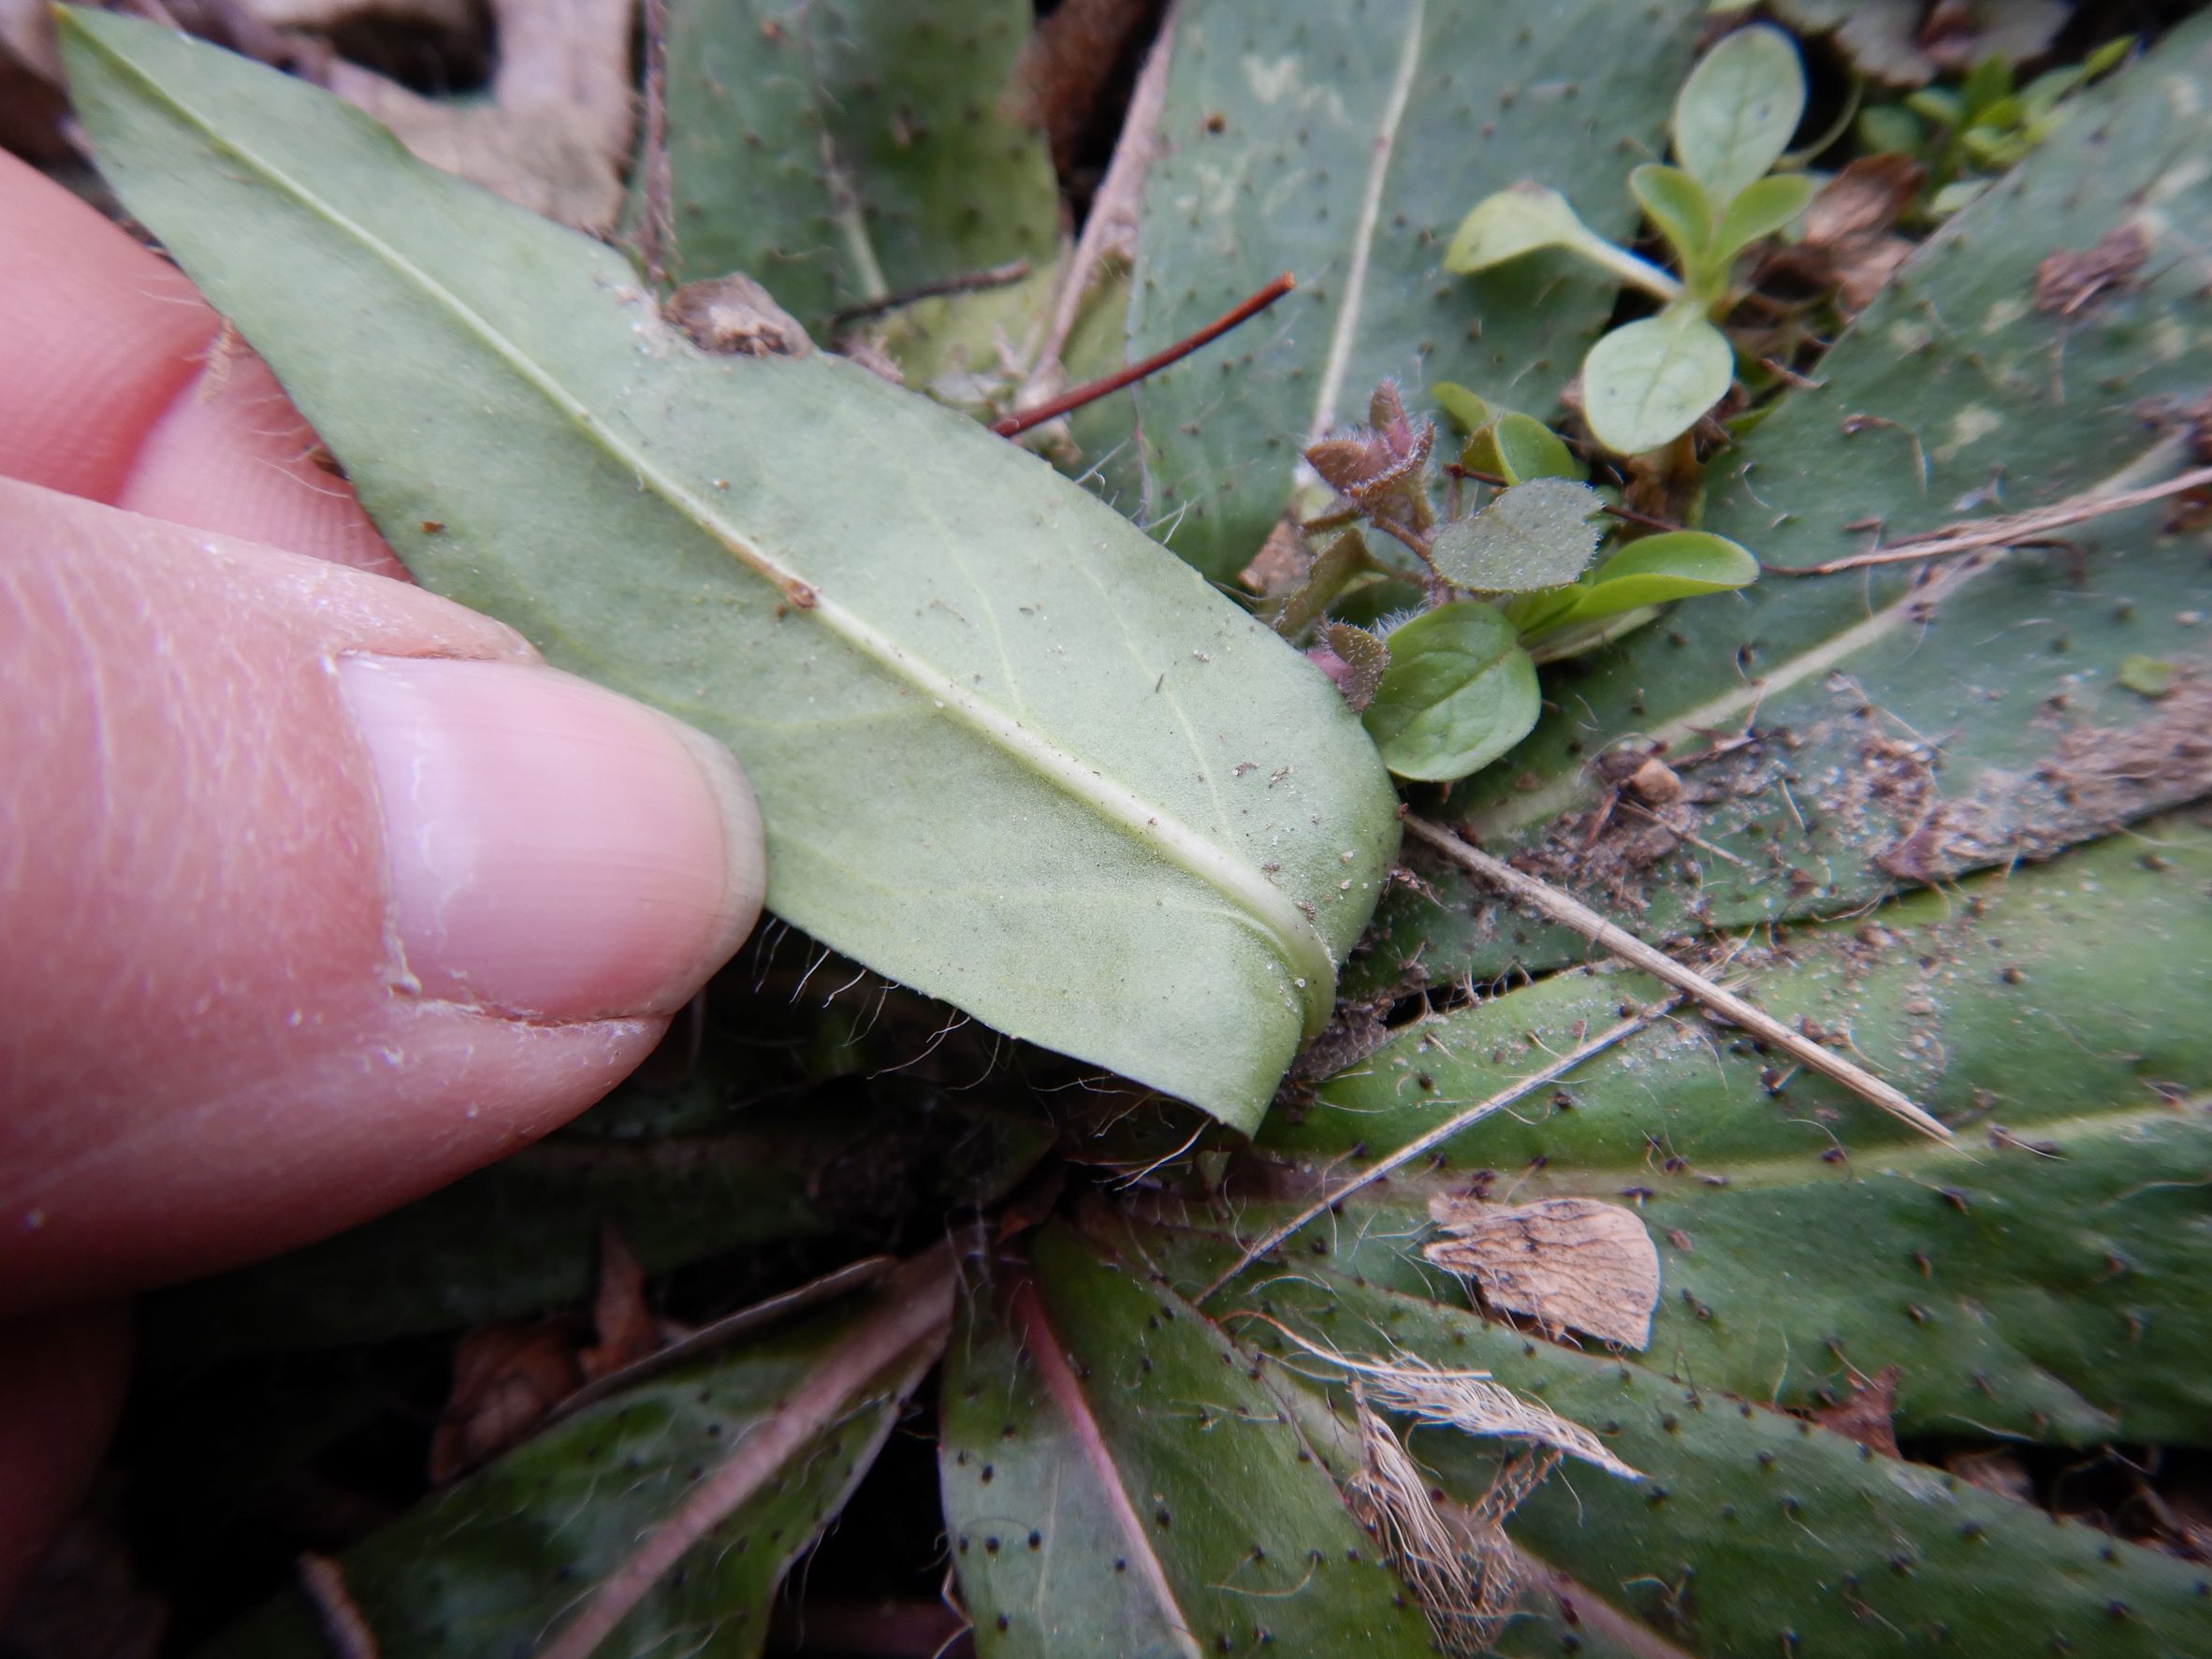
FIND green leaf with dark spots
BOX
[657,0,1059,333]
[939,1223,1440,1657]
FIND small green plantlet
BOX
[1446,23,1812,456]
[1291,382,1757,783]
[1859,36,2136,221]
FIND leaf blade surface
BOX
[62,12,1403,1130]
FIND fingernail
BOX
[337,656,764,1020]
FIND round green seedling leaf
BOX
[1431,476,1604,591]
[1711,171,1815,261]
[1459,411,1582,486]
[1490,413,1587,483]
[1581,310,1736,455]
[1673,22,1807,204]
[1541,530,1760,633]
[1361,603,1542,782]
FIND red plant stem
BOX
[991,271,1296,438]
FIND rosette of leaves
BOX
[1445,23,1816,455]
[1286,383,1756,782]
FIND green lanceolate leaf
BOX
[1359,12,2212,989]
[658,0,1058,332]
[1099,0,1710,581]
[1672,22,1807,203]
[1271,823,2212,1444]
[1362,604,1539,781]
[1207,1265,2212,1659]
[202,1286,943,1659]
[1581,307,1737,454]
[62,12,1403,1133]
[939,1224,1441,1657]
[1430,477,1604,590]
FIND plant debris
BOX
[2034,223,2153,315]
[1423,1194,1662,1350]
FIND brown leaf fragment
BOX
[1918,0,2067,74]
[1423,1194,1661,1349]
[428,1318,588,1481]
[1241,514,1311,598]
[1811,1363,1902,1458]
[2034,224,2152,316]
[579,1222,658,1380]
[1762,154,1922,315]
[1014,0,1162,177]
[664,273,814,358]
[325,0,635,232]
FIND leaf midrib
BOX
[90,22,1338,1031]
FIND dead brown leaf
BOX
[1424,1194,1662,1350]
[327,0,635,231]
[2034,224,2152,316]
[428,1318,589,1481]
[1811,1363,1902,1458]
[1240,513,1311,598]
[1918,0,2068,74]
[429,1224,663,1478]
[1762,154,1923,316]
[1015,0,1161,177]
[578,1222,658,1379]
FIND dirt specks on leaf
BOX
[1878,669,2212,882]
[1424,1193,1662,1350]
[2033,224,2152,316]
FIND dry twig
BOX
[1197,998,1675,1302]
[1766,465,2212,575]
[1402,817,1951,1140]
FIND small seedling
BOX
[1859,37,2135,220]
[1290,384,1756,783]
[1445,23,1813,455]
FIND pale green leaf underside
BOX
[62,12,1402,1132]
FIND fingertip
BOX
[0,151,211,501]
[117,344,403,577]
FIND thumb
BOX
[0,479,765,1312]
